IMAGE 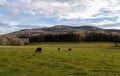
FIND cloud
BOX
[0,22,18,34]
[0,0,120,34]
[0,22,10,27]
[91,20,117,26]
[0,0,109,18]
[1,0,120,19]
[99,23,120,29]
[0,0,7,6]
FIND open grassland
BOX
[0,42,120,76]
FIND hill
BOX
[5,25,120,37]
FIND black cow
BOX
[68,48,72,51]
[35,47,42,53]
[58,48,60,50]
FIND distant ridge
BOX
[4,25,120,37]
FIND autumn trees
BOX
[0,35,29,45]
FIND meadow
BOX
[0,42,120,76]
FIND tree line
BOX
[28,32,120,43]
[0,32,120,46]
[29,34,80,43]
[85,32,120,42]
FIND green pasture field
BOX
[0,42,120,76]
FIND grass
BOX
[0,42,120,76]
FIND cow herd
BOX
[35,47,72,53]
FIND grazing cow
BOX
[114,42,119,47]
[58,48,60,50]
[68,48,72,51]
[35,47,42,53]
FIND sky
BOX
[0,0,120,34]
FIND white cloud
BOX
[91,20,117,25]
[0,0,7,6]
[8,8,20,15]
[0,27,18,34]
[1,0,120,19]
[99,23,120,29]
